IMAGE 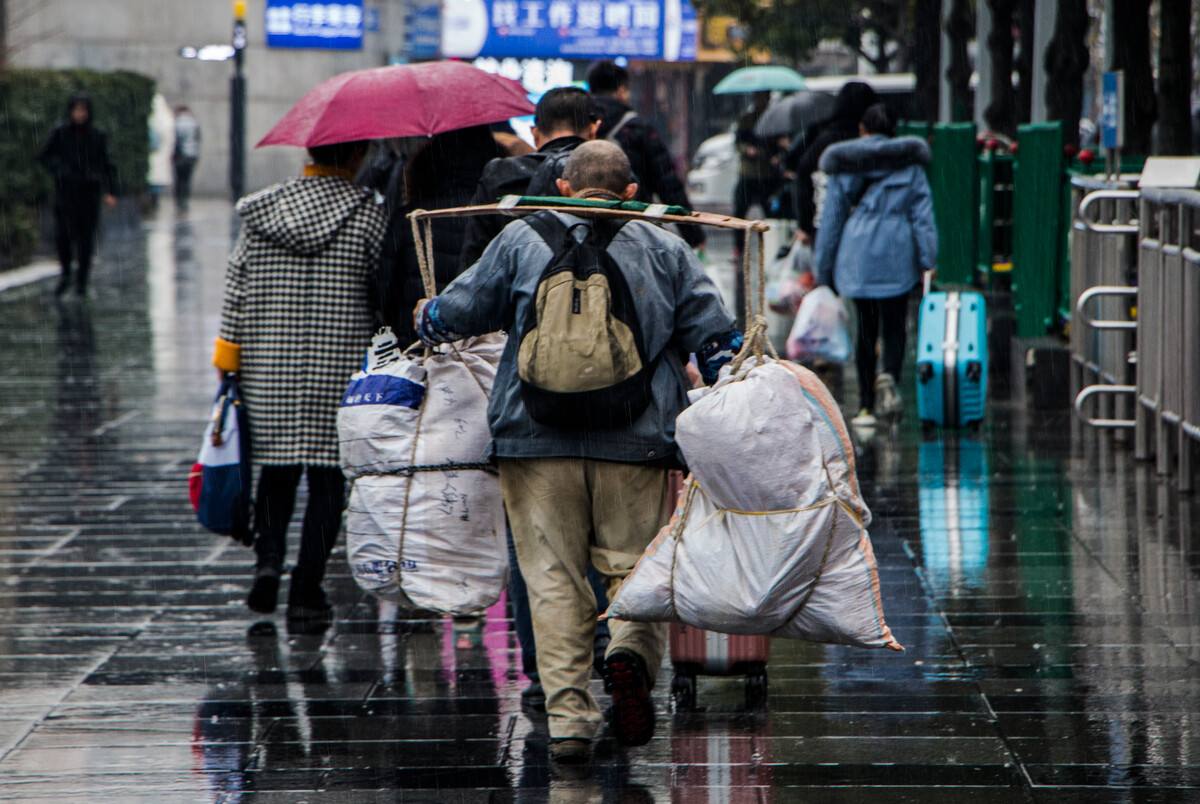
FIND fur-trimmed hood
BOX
[819,135,931,175]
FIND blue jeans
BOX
[507,526,610,682]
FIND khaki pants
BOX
[499,458,670,740]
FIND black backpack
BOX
[517,212,659,430]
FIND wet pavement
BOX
[0,200,1198,802]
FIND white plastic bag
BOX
[765,240,813,315]
[608,358,900,650]
[337,329,507,615]
[786,285,851,363]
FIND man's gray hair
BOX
[563,140,633,195]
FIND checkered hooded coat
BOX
[219,175,387,466]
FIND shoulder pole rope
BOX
[409,211,438,358]
[729,225,779,375]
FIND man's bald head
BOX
[559,140,638,199]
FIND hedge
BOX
[0,68,155,269]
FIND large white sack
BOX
[346,472,506,615]
[337,329,507,615]
[676,360,827,511]
[608,358,900,650]
[339,331,503,479]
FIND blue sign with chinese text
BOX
[265,0,365,50]
[441,0,696,61]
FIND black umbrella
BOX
[754,91,837,139]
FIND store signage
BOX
[442,0,696,61]
[265,0,365,50]
[406,0,442,59]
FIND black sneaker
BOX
[247,571,280,613]
[603,649,655,747]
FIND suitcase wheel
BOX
[744,667,768,711]
[671,671,698,712]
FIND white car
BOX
[686,130,737,213]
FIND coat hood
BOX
[819,135,931,175]
[66,92,94,127]
[237,177,374,256]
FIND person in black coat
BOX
[586,60,705,249]
[377,126,502,343]
[38,93,118,297]
[458,87,601,268]
[790,82,879,245]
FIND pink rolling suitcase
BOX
[669,624,770,711]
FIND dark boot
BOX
[247,568,280,613]
[604,649,656,747]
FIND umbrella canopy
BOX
[713,65,806,95]
[257,61,534,148]
[754,91,837,139]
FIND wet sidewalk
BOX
[0,201,1197,801]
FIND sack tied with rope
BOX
[607,225,900,650]
[337,215,510,615]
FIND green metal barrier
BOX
[927,123,977,284]
[1011,123,1065,337]
[900,119,1138,342]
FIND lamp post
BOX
[230,0,248,200]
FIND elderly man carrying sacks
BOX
[415,141,740,765]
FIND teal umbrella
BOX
[713,65,806,95]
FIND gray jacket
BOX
[430,212,735,464]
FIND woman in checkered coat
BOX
[212,140,387,623]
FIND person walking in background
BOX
[376,125,502,343]
[813,104,937,428]
[732,91,779,228]
[212,140,386,628]
[414,142,740,765]
[792,81,879,247]
[38,93,118,298]
[172,106,201,211]
[730,91,780,322]
[459,87,601,267]
[586,60,705,250]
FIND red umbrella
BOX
[256,61,534,148]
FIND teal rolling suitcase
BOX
[916,290,988,428]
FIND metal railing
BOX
[1070,177,1139,431]
[1135,189,1200,491]
[1072,181,1200,491]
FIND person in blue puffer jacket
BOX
[813,103,937,427]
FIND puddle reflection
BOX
[918,436,989,593]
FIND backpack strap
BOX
[605,110,638,142]
[524,211,571,253]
